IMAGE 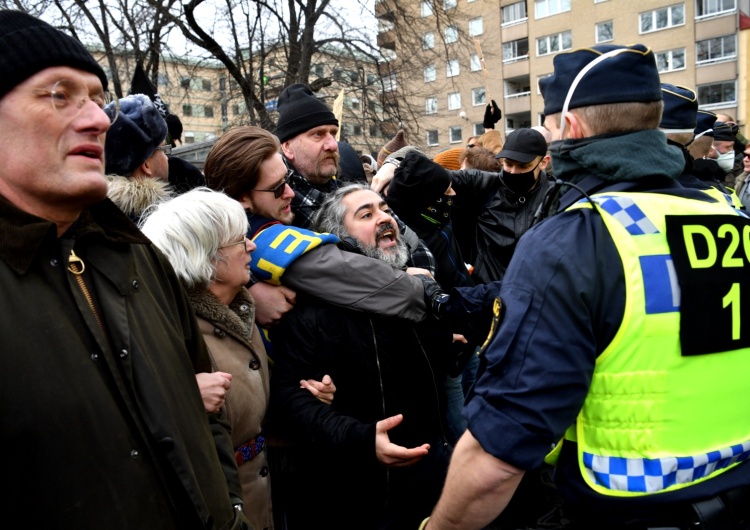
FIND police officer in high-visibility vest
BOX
[660,83,744,210]
[422,43,750,530]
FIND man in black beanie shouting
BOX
[0,10,250,528]
[275,83,341,229]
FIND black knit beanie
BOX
[387,151,452,214]
[275,83,338,143]
[0,10,108,100]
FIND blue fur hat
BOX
[659,84,697,132]
[104,94,167,176]
[539,44,662,116]
[695,110,717,138]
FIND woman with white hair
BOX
[140,187,273,529]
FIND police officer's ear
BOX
[564,111,588,140]
[539,155,551,171]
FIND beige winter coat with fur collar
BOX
[187,286,273,530]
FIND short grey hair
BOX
[312,182,371,237]
[139,187,248,288]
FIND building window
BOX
[444,26,458,44]
[427,129,439,146]
[537,31,572,56]
[203,106,214,118]
[382,74,397,92]
[421,1,433,17]
[640,4,685,33]
[426,97,438,114]
[505,79,531,97]
[447,59,460,78]
[444,0,457,9]
[312,64,325,77]
[180,77,211,92]
[351,124,362,136]
[698,81,736,106]
[503,1,528,24]
[370,125,381,137]
[596,20,614,42]
[470,54,482,71]
[656,48,686,72]
[473,123,485,136]
[157,73,169,86]
[472,87,487,106]
[535,0,572,19]
[423,32,435,50]
[503,38,530,62]
[424,65,436,83]
[469,17,484,36]
[695,0,736,17]
[449,126,462,143]
[346,97,361,111]
[448,92,461,110]
[696,35,737,64]
[182,104,192,116]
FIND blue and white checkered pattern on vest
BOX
[583,442,750,492]
[589,195,659,235]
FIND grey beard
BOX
[356,236,409,269]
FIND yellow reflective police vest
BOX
[700,185,743,210]
[561,191,750,497]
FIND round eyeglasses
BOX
[48,79,119,124]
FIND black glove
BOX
[483,100,501,129]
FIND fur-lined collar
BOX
[107,174,174,221]
[185,285,256,345]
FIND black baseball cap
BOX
[495,128,548,163]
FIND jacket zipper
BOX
[412,329,448,445]
[68,249,109,341]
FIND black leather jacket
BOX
[450,169,553,284]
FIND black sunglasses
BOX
[252,169,293,199]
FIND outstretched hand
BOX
[375,414,430,467]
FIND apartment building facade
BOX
[94,46,388,158]
[376,0,746,157]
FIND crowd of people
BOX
[1,8,749,530]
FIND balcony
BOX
[377,29,396,51]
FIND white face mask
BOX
[716,151,735,171]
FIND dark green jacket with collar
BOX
[0,196,247,529]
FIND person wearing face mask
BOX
[692,121,742,198]
[385,151,481,446]
[659,84,742,209]
[420,43,750,530]
[373,127,553,284]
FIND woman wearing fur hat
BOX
[104,93,174,224]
